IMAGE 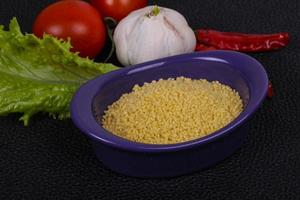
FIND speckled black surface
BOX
[0,0,300,199]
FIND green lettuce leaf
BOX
[0,18,119,125]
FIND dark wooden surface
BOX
[0,0,300,199]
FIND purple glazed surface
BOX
[71,50,268,177]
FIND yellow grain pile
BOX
[102,77,243,144]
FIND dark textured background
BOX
[1,0,300,199]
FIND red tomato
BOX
[33,0,106,58]
[91,0,148,21]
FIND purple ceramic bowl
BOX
[71,51,268,178]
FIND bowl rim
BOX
[71,50,268,153]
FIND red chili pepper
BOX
[268,82,274,98]
[195,43,219,51]
[195,29,289,52]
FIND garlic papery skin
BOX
[113,6,196,66]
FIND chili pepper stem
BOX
[104,17,117,62]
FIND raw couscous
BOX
[102,77,243,144]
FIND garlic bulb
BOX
[113,6,196,66]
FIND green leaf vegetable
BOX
[0,18,119,125]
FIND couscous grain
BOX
[102,77,243,144]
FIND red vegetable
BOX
[33,0,106,58]
[195,29,289,52]
[195,43,218,51]
[91,0,148,21]
[268,82,274,98]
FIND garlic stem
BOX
[152,5,160,16]
[146,5,160,17]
